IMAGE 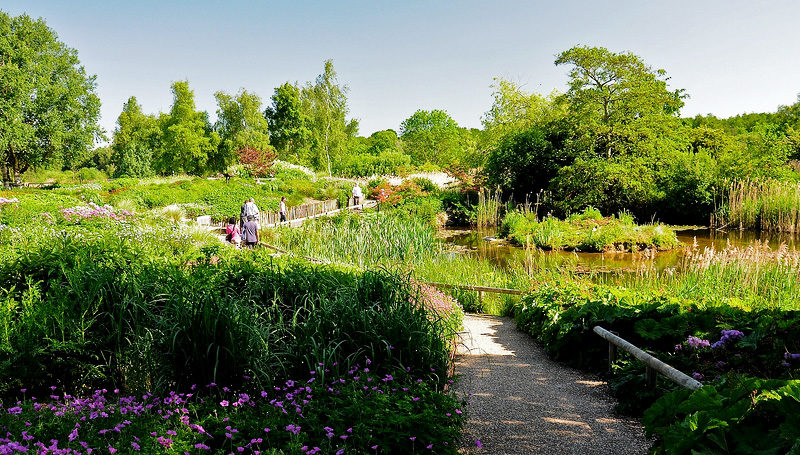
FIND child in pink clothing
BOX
[226,217,242,246]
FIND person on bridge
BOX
[244,198,260,221]
[279,196,288,223]
[242,215,259,248]
[352,183,363,207]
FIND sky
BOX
[5,0,800,142]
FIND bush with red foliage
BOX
[237,146,277,177]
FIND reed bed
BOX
[717,179,800,232]
[475,188,502,228]
[596,240,800,310]
[269,212,440,267]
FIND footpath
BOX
[455,314,650,455]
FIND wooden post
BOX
[608,342,617,373]
[645,366,657,389]
[593,326,702,390]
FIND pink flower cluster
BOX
[414,281,459,318]
[0,197,19,205]
[60,203,132,222]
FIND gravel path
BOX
[455,314,651,455]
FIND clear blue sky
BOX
[5,0,800,141]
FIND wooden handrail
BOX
[593,326,702,390]
[425,282,524,295]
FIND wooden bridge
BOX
[213,198,377,229]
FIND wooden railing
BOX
[216,199,377,228]
[259,199,340,226]
[425,282,524,304]
[593,326,702,390]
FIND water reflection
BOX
[441,227,800,272]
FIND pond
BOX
[441,227,800,272]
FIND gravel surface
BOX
[454,314,651,455]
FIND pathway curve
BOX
[454,314,650,454]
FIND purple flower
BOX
[785,352,800,360]
[286,424,301,435]
[692,372,704,380]
[686,336,710,349]
[476,439,483,448]
[195,443,210,450]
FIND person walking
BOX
[352,183,363,207]
[244,197,260,221]
[239,199,248,230]
[226,216,242,247]
[279,196,288,223]
[242,215,259,248]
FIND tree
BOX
[213,89,272,172]
[111,96,160,177]
[482,78,565,147]
[555,45,685,158]
[300,60,358,176]
[0,12,102,186]
[154,81,220,175]
[265,82,313,164]
[484,124,572,201]
[399,109,475,167]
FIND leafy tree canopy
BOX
[300,60,358,176]
[555,45,686,158]
[112,96,160,178]
[154,81,220,175]
[399,109,475,167]
[0,11,102,185]
[214,89,272,172]
[265,82,313,163]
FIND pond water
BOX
[441,228,800,272]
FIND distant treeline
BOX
[4,11,800,225]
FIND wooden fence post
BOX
[608,342,617,373]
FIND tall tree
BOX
[213,89,272,172]
[300,60,358,176]
[265,82,313,163]
[0,12,102,186]
[111,96,159,177]
[154,81,220,175]
[555,45,685,158]
[399,109,475,167]
[482,78,565,147]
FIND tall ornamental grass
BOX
[0,226,459,398]
[717,179,800,232]
[475,188,502,228]
[270,212,440,266]
[594,240,800,310]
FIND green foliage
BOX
[332,150,411,178]
[500,208,678,252]
[484,124,573,201]
[513,280,800,419]
[112,96,160,178]
[154,81,221,175]
[0,11,102,184]
[300,60,359,176]
[555,45,685,159]
[400,109,477,168]
[271,212,440,267]
[0,227,457,395]
[214,89,273,172]
[644,377,800,454]
[481,78,566,149]
[266,82,314,164]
